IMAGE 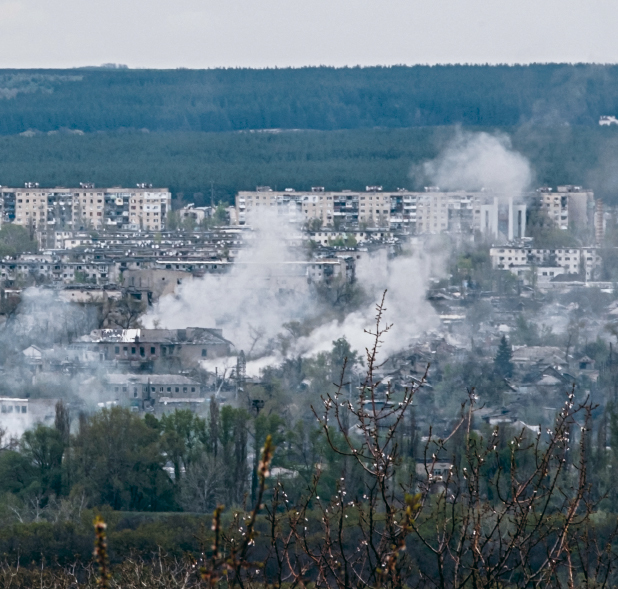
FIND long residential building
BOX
[0,184,171,243]
[490,246,602,282]
[236,186,527,241]
[236,186,395,228]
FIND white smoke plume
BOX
[144,211,442,368]
[4,287,96,347]
[144,210,318,356]
[418,130,533,196]
[291,245,442,359]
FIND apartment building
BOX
[236,187,526,240]
[78,327,233,364]
[106,374,203,412]
[0,255,113,284]
[490,246,601,282]
[307,228,392,245]
[236,186,404,228]
[537,186,595,233]
[0,184,171,240]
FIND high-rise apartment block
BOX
[0,184,171,241]
[236,186,395,228]
[236,186,527,242]
[537,186,595,233]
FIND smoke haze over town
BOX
[0,3,618,582]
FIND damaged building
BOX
[76,327,233,368]
[105,374,205,413]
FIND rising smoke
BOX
[146,131,536,373]
[144,211,317,357]
[144,211,443,370]
[415,129,533,196]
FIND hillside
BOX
[0,65,618,135]
[2,126,618,203]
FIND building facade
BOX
[490,246,602,282]
[236,187,408,229]
[537,186,595,234]
[235,186,526,240]
[0,184,171,242]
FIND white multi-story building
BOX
[236,186,526,239]
[537,186,594,233]
[236,186,394,228]
[490,246,602,282]
[0,184,171,239]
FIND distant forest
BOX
[2,126,618,204]
[2,65,618,203]
[1,65,618,133]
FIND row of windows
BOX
[112,345,207,357]
[1,405,26,413]
[114,385,197,394]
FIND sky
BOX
[0,0,616,69]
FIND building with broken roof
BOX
[77,327,233,368]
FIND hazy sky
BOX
[0,0,616,69]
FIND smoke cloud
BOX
[144,211,318,356]
[144,211,442,370]
[292,245,442,359]
[417,130,533,196]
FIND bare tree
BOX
[179,454,225,513]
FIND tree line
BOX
[2,65,618,135]
[2,125,618,203]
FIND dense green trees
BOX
[71,407,173,511]
[0,124,616,203]
[1,65,618,135]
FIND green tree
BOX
[494,335,514,378]
[306,217,322,232]
[159,409,207,483]
[72,407,174,511]
[166,211,180,230]
[211,203,228,226]
[20,425,65,497]
[0,451,36,495]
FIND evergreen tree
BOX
[494,335,514,378]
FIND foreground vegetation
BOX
[0,299,617,587]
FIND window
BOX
[140,347,145,357]
[191,387,196,393]
[122,386,127,392]
[183,387,187,393]
[134,389,138,398]
[175,387,179,393]
[131,347,136,354]
[115,387,119,393]
[115,346,120,354]
[150,347,155,355]
[167,387,171,392]
[201,348,207,357]
[21,406,27,413]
